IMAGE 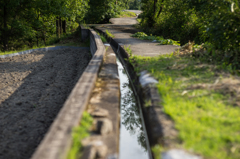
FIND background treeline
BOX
[125,0,141,10]
[83,0,141,24]
[0,0,89,52]
[140,0,240,68]
[0,0,137,52]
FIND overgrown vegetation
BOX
[84,0,135,24]
[0,0,89,52]
[115,11,136,18]
[124,0,141,10]
[67,112,93,159]
[96,31,107,43]
[124,45,132,56]
[129,45,240,159]
[100,35,107,43]
[0,27,89,55]
[105,30,115,38]
[140,0,240,69]
[1,0,139,52]
[131,32,180,46]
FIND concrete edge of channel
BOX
[81,45,120,159]
[31,28,105,159]
[0,46,90,58]
[94,27,172,145]
[96,27,202,159]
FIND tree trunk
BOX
[56,18,58,36]
[42,31,46,46]
[58,17,60,38]
[36,33,39,47]
[3,5,8,51]
[63,20,66,33]
[60,17,62,34]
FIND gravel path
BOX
[0,48,91,159]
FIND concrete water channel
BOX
[117,59,149,159]
[103,42,152,159]
[28,28,155,159]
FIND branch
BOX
[157,0,164,18]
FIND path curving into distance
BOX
[98,10,180,57]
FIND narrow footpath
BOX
[96,15,179,57]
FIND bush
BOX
[131,32,180,46]
[140,0,240,69]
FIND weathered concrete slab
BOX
[84,46,120,159]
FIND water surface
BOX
[117,60,148,159]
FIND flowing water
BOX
[117,59,149,159]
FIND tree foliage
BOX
[84,0,123,24]
[125,0,141,10]
[140,0,240,68]
[0,0,89,51]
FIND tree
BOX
[0,0,89,51]
[84,0,122,24]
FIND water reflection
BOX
[121,82,147,150]
[118,60,148,159]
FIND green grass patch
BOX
[115,11,136,18]
[67,112,93,159]
[105,30,115,38]
[131,32,180,46]
[131,53,240,159]
[124,45,132,56]
[96,31,107,43]
[100,35,107,43]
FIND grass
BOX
[0,29,89,56]
[100,34,107,43]
[124,45,132,56]
[131,32,180,46]
[105,30,115,38]
[96,30,107,43]
[67,112,93,159]
[115,11,136,18]
[130,48,240,159]
[137,18,142,23]
[100,35,107,43]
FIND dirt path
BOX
[0,48,90,159]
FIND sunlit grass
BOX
[132,53,240,159]
[67,112,93,159]
[115,11,136,18]
[105,29,115,38]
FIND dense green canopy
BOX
[0,0,89,51]
[0,0,139,51]
[140,0,240,68]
